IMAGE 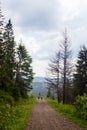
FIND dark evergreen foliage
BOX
[0,6,7,92]
[16,43,33,98]
[74,46,87,96]
[0,6,33,100]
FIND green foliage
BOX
[15,43,33,99]
[47,89,55,100]
[74,46,87,96]
[11,85,21,101]
[0,19,16,96]
[0,8,33,100]
[46,98,87,130]
[0,90,15,106]
[0,104,15,130]
[47,99,75,115]
[0,97,36,130]
[74,94,87,120]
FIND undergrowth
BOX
[0,93,36,130]
[46,98,87,130]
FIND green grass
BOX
[12,97,36,130]
[0,96,36,130]
[46,98,87,130]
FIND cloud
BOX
[58,0,80,21]
[2,0,59,31]
[32,60,49,77]
[2,0,87,76]
[15,29,62,59]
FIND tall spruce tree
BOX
[3,19,16,94]
[74,46,87,96]
[4,19,16,80]
[16,43,33,98]
[0,4,34,100]
[0,5,7,91]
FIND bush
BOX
[0,97,36,130]
[0,90,15,106]
[0,104,15,130]
[74,93,87,120]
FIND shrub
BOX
[0,104,14,130]
[0,97,36,130]
[0,90,15,106]
[74,93,87,120]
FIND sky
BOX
[1,0,87,77]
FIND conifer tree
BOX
[0,5,7,91]
[2,19,16,94]
[4,19,16,80]
[16,43,33,98]
[74,46,87,96]
[0,4,33,100]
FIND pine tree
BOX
[74,46,87,96]
[0,4,34,100]
[0,5,7,91]
[0,19,16,94]
[4,19,16,80]
[16,43,33,98]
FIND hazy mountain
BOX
[31,77,48,97]
[33,77,45,82]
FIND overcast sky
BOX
[1,0,87,77]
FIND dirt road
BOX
[26,100,83,130]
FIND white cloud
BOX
[1,0,87,77]
[33,60,49,77]
[59,0,80,21]
[2,0,59,31]
[59,0,87,22]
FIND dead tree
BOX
[46,52,61,103]
[46,29,73,104]
[60,29,73,104]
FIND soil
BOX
[26,99,83,130]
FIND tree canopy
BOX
[0,7,33,100]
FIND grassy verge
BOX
[46,98,87,130]
[0,96,36,130]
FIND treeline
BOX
[46,29,87,104]
[0,7,33,100]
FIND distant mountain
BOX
[33,77,45,82]
[31,77,48,97]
